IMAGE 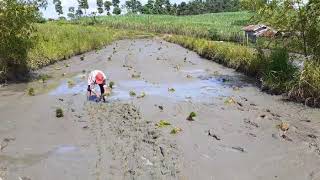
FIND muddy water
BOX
[0,38,320,180]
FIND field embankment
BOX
[86,11,252,42]
[164,35,320,107]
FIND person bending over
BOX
[87,70,108,102]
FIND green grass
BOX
[27,22,152,70]
[289,61,320,107]
[80,11,252,42]
[164,35,258,75]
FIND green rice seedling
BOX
[129,91,136,96]
[109,81,115,89]
[56,108,64,118]
[27,88,35,96]
[170,127,182,134]
[156,120,171,128]
[131,73,141,78]
[168,88,175,92]
[137,92,146,98]
[187,112,197,121]
[67,80,75,87]
[38,74,51,83]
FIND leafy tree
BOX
[304,0,320,60]
[171,3,178,15]
[240,0,267,11]
[113,6,121,14]
[0,0,45,81]
[67,6,75,19]
[164,0,171,13]
[255,0,320,58]
[53,0,63,15]
[112,0,120,7]
[76,7,83,17]
[104,0,112,13]
[153,0,166,14]
[141,0,154,14]
[97,0,104,14]
[125,0,142,13]
[177,1,187,15]
[78,0,89,15]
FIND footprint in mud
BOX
[86,103,181,179]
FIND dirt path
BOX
[0,38,320,180]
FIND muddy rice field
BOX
[0,38,320,180]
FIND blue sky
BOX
[42,0,189,18]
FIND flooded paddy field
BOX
[0,38,319,180]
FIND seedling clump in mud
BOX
[168,88,175,92]
[137,92,146,98]
[38,74,51,83]
[27,88,35,96]
[56,108,64,118]
[109,81,115,89]
[129,91,136,96]
[67,80,75,87]
[171,127,182,134]
[187,112,197,121]
[156,120,171,128]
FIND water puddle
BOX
[53,145,80,155]
[49,71,252,102]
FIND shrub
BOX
[289,60,320,107]
[0,0,39,82]
[262,48,298,93]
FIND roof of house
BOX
[243,24,267,32]
[255,28,279,37]
[243,24,280,37]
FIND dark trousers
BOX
[87,84,105,102]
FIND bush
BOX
[289,60,320,107]
[0,0,39,82]
[262,48,298,93]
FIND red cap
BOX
[95,72,105,84]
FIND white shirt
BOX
[87,70,106,87]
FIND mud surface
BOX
[0,38,320,180]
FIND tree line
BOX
[52,0,241,19]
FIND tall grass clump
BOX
[164,35,258,75]
[261,48,298,94]
[289,60,320,107]
[28,23,113,69]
